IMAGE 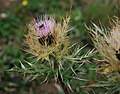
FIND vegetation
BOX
[0,0,119,94]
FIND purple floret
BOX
[33,17,55,38]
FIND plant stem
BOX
[58,71,70,94]
[54,59,70,94]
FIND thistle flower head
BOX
[24,15,70,60]
[88,19,120,81]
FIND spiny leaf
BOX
[19,60,25,69]
[23,60,34,67]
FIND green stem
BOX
[54,59,70,94]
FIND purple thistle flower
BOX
[33,16,55,38]
[25,15,70,59]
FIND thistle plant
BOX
[88,18,120,93]
[11,15,95,94]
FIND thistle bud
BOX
[88,18,120,81]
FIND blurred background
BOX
[0,0,120,94]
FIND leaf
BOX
[19,60,25,69]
